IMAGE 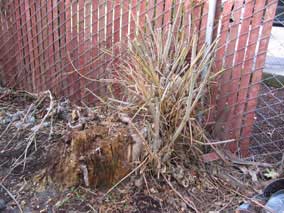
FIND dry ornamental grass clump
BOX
[102,2,221,176]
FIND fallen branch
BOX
[6,90,56,171]
[22,90,55,170]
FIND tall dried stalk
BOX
[99,1,220,173]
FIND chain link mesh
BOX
[0,0,280,160]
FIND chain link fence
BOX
[0,0,281,161]
[247,0,284,162]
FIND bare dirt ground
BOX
[0,87,279,213]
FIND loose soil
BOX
[0,88,278,212]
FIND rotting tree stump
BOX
[49,123,133,189]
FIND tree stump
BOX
[49,123,133,189]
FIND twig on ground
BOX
[162,173,199,213]
[220,180,273,213]
[0,183,23,213]
[22,90,55,170]
[205,139,235,145]
[103,157,149,198]
[278,152,284,174]
[3,133,18,150]
[3,90,56,172]
[48,113,54,140]
[79,186,97,196]
[143,173,150,195]
[216,197,234,212]
[0,121,13,138]
[87,203,97,212]
[230,159,274,168]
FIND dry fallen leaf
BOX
[71,110,79,121]
[264,169,279,179]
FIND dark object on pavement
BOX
[236,179,284,212]
[263,179,284,197]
